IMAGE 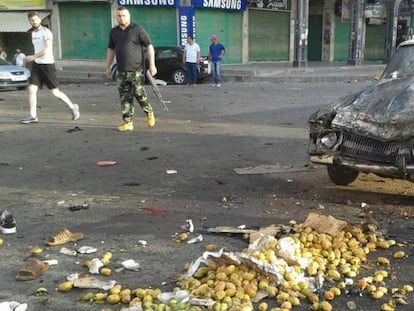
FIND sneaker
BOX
[147,111,155,127]
[20,116,38,124]
[71,104,80,120]
[216,84,221,87]
[0,210,16,234]
[118,121,134,132]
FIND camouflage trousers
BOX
[116,70,153,122]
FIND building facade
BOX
[0,0,411,64]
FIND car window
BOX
[158,49,178,59]
[382,45,414,79]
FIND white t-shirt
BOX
[15,53,26,66]
[32,26,54,64]
[184,42,200,63]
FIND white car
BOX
[0,58,30,90]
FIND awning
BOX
[0,12,50,32]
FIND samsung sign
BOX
[194,0,246,10]
[118,0,176,6]
[119,0,245,10]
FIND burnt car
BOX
[0,58,31,90]
[111,46,210,85]
[308,39,414,186]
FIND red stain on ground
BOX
[141,207,167,215]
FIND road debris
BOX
[15,257,49,281]
[187,234,203,244]
[59,247,77,256]
[73,276,117,290]
[96,160,117,167]
[78,246,97,254]
[14,212,413,310]
[233,163,312,175]
[0,210,17,234]
[120,259,140,271]
[46,227,84,246]
[0,301,27,311]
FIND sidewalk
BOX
[55,59,386,84]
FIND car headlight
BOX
[317,130,340,150]
[0,72,10,78]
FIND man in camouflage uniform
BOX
[105,6,156,131]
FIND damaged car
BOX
[308,39,414,186]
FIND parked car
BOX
[307,39,414,186]
[110,46,210,85]
[0,58,30,90]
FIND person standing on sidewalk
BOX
[209,34,225,87]
[182,35,200,86]
[105,6,157,132]
[21,11,80,124]
[13,48,26,67]
[0,46,7,61]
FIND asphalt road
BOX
[0,80,413,311]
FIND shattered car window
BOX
[382,44,414,79]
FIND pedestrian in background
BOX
[13,48,26,67]
[183,35,200,86]
[209,34,226,87]
[21,11,80,124]
[105,6,157,132]
[0,46,7,61]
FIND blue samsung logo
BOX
[195,0,246,11]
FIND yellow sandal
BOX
[46,227,84,246]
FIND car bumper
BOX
[310,154,414,179]
[0,79,29,88]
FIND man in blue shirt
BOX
[209,34,226,87]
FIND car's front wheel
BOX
[172,69,186,85]
[327,165,359,185]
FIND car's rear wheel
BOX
[172,69,186,85]
[327,165,359,185]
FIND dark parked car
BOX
[308,39,414,186]
[0,58,31,90]
[111,46,210,85]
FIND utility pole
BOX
[347,0,364,66]
[293,0,309,67]
[384,0,402,63]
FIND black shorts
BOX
[30,62,59,89]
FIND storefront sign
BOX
[178,6,195,46]
[0,0,46,9]
[194,0,247,11]
[341,0,351,21]
[118,0,177,7]
[247,0,290,11]
[364,4,385,18]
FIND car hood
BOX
[0,65,29,72]
[331,77,414,140]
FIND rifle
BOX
[146,70,170,111]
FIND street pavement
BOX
[55,59,387,84]
[2,75,413,311]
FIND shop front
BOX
[247,0,291,61]
[0,0,49,60]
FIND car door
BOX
[155,47,185,82]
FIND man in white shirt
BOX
[13,48,26,67]
[20,11,80,124]
[182,35,200,86]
